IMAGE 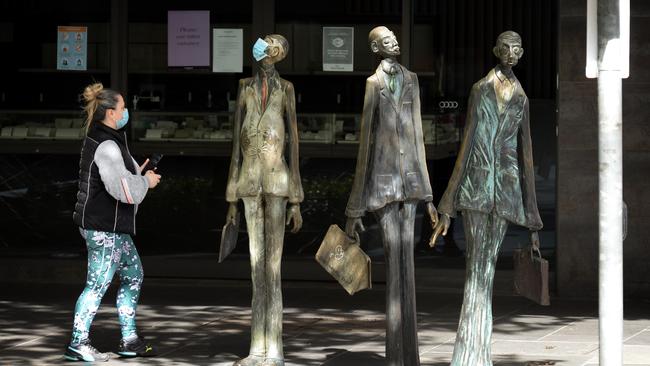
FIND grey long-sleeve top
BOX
[94,140,149,205]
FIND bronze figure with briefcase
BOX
[316,224,371,295]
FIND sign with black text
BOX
[323,27,354,72]
[212,28,243,73]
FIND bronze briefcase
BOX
[513,245,550,306]
[316,224,372,295]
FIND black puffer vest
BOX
[73,123,138,235]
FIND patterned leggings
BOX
[70,230,144,344]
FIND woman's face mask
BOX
[116,108,129,129]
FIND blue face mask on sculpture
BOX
[116,108,129,129]
[252,38,269,61]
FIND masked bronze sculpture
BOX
[225,34,303,366]
[345,26,438,366]
[431,31,543,366]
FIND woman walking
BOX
[65,83,161,362]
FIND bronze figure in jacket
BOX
[431,31,543,366]
[345,26,439,366]
[225,34,303,366]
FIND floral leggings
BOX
[70,230,144,344]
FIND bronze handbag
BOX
[218,212,240,263]
[513,244,550,306]
[315,224,372,295]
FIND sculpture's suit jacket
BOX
[346,64,433,218]
[226,71,304,204]
[438,66,543,230]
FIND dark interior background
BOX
[0,0,557,265]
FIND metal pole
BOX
[597,0,623,364]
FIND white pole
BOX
[597,0,625,365]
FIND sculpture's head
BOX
[493,31,523,68]
[368,26,400,58]
[256,34,289,66]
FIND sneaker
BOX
[64,340,110,362]
[117,336,156,357]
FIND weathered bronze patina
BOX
[345,26,438,366]
[432,31,543,366]
[225,34,303,366]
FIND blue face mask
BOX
[116,108,129,129]
[252,38,269,61]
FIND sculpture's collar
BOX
[495,64,516,83]
[257,66,279,81]
[380,58,400,75]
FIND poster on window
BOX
[168,11,210,67]
[323,27,354,72]
[57,26,87,71]
[212,28,243,73]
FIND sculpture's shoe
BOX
[233,355,264,366]
[261,358,285,366]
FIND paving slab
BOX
[0,282,648,366]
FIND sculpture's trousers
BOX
[242,195,287,361]
[374,200,420,366]
[451,210,508,366]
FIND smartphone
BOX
[141,153,163,174]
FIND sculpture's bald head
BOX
[493,30,523,68]
[261,34,289,65]
[368,26,400,57]
[496,31,522,47]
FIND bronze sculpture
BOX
[345,26,438,366]
[431,31,543,366]
[225,34,303,366]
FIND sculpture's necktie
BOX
[261,77,268,110]
[388,66,397,93]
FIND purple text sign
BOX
[168,11,210,67]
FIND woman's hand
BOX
[145,170,161,189]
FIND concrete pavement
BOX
[1,278,649,366]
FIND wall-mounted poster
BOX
[57,26,87,71]
[323,27,354,72]
[213,28,243,73]
[168,11,210,67]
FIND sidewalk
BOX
[1,280,649,366]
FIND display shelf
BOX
[421,113,462,145]
[0,109,461,159]
[0,110,86,154]
[131,110,235,144]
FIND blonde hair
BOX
[81,82,120,133]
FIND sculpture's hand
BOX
[345,217,365,239]
[429,213,450,247]
[530,231,541,250]
[426,201,439,228]
[286,204,303,233]
[226,203,238,225]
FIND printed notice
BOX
[57,26,87,71]
[213,29,243,73]
[323,27,354,72]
